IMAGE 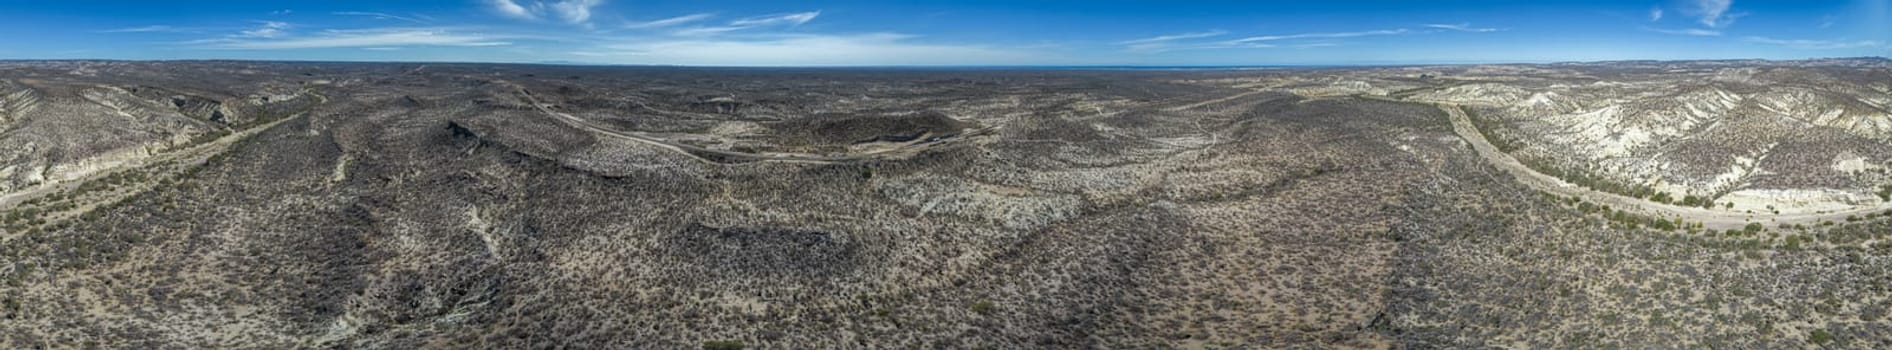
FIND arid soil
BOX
[1,59,1888,349]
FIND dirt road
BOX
[0,89,326,211]
[1438,102,1892,230]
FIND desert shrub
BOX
[1808,329,1833,345]
[1650,218,1677,231]
[970,300,997,315]
[1783,236,1804,250]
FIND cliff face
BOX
[0,79,214,193]
[1405,64,1892,214]
[0,61,331,197]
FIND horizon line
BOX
[3,56,1885,69]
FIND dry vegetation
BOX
[0,59,1888,348]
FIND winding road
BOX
[0,89,327,211]
[1,89,328,241]
[1437,102,1892,230]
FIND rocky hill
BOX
[0,60,1888,349]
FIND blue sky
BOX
[0,0,1885,65]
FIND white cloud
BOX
[625,13,715,29]
[729,12,820,27]
[1224,29,1408,44]
[549,0,604,25]
[487,0,607,25]
[1118,30,1226,52]
[239,21,292,38]
[1114,28,1407,52]
[489,0,539,20]
[484,0,609,25]
[671,26,751,37]
[1119,31,1227,45]
[334,11,430,24]
[99,25,179,33]
[1643,1,1739,36]
[579,33,1046,66]
[1688,0,1736,28]
[1744,37,1886,49]
[1423,23,1502,32]
[1646,27,1722,36]
[196,28,512,49]
[671,11,821,36]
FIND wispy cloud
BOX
[194,28,512,49]
[1224,29,1409,44]
[729,12,820,27]
[1649,7,1664,21]
[1645,27,1722,36]
[99,25,182,33]
[1120,31,1227,45]
[577,33,1044,66]
[672,11,821,36]
[1118,28,1411,52]
[549,0,604,25]
[1744,37,1886,49]
[1423,23,1502,32]
[1118,30,1227,52]
[334,11,431,24]
[239,21,292,38]
[671,26,751,37]
[624,13,715,29]
[1686,0,1740,28]
[486,0,606,26]
[488,0,537,20]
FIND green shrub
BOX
[1808,329,1833,345]
[1650,218,1677,231]
[970,300,996,315]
